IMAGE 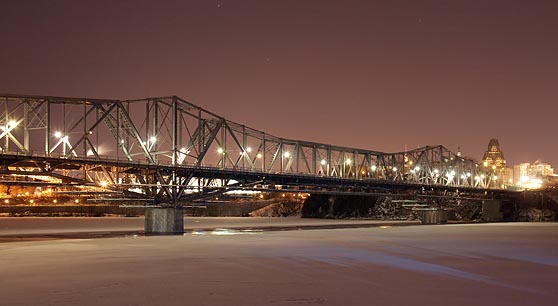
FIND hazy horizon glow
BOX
[1,0,557,167]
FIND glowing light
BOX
[54,131,62,138]
[246,147,252,153]
[53,199,57,204]
[345,159,352,165]
[217,148,224,154]
[283,152,291,158]
[493,176,498,180]
[414,166,420,172]
[433,169,439,174]
[320,159,327,166]
[149,136,157,143]
[371,165,377,171]
[4,199,8,204]
[517,176,544,189]
[29,199,34,204]
[75,199,80,204]
[256,153,262,158]
[408,160,413,165]
[466,172,471,177]
[392,167,397,172]
[100,181,108,187]
[8,120,17,127]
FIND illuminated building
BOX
[481,139,513,186]
[514,160,554,189]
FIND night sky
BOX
[1,0,557,167]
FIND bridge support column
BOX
[481,200,503,222]
[145,207,184,235]
[417,208,448,225]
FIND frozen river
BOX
[0,219,557,306]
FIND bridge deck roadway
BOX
[0,152,513,195]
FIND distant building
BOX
[482,139,507,168]
[481,139,513,186]
[514,160,554,188]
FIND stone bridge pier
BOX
[144,207,185,235]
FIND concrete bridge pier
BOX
[144,207,185,235]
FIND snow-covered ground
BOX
[0,217,416,236]
[0,221,557,306]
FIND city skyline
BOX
[1,0,557,167]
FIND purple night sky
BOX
[1,0,557,167]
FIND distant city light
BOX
[518,175,544,189]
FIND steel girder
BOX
[0,94,500,203]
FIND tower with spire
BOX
[482,139,513,185]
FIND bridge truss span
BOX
[0,94,502,204]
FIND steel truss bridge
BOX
[0,94,508,205]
